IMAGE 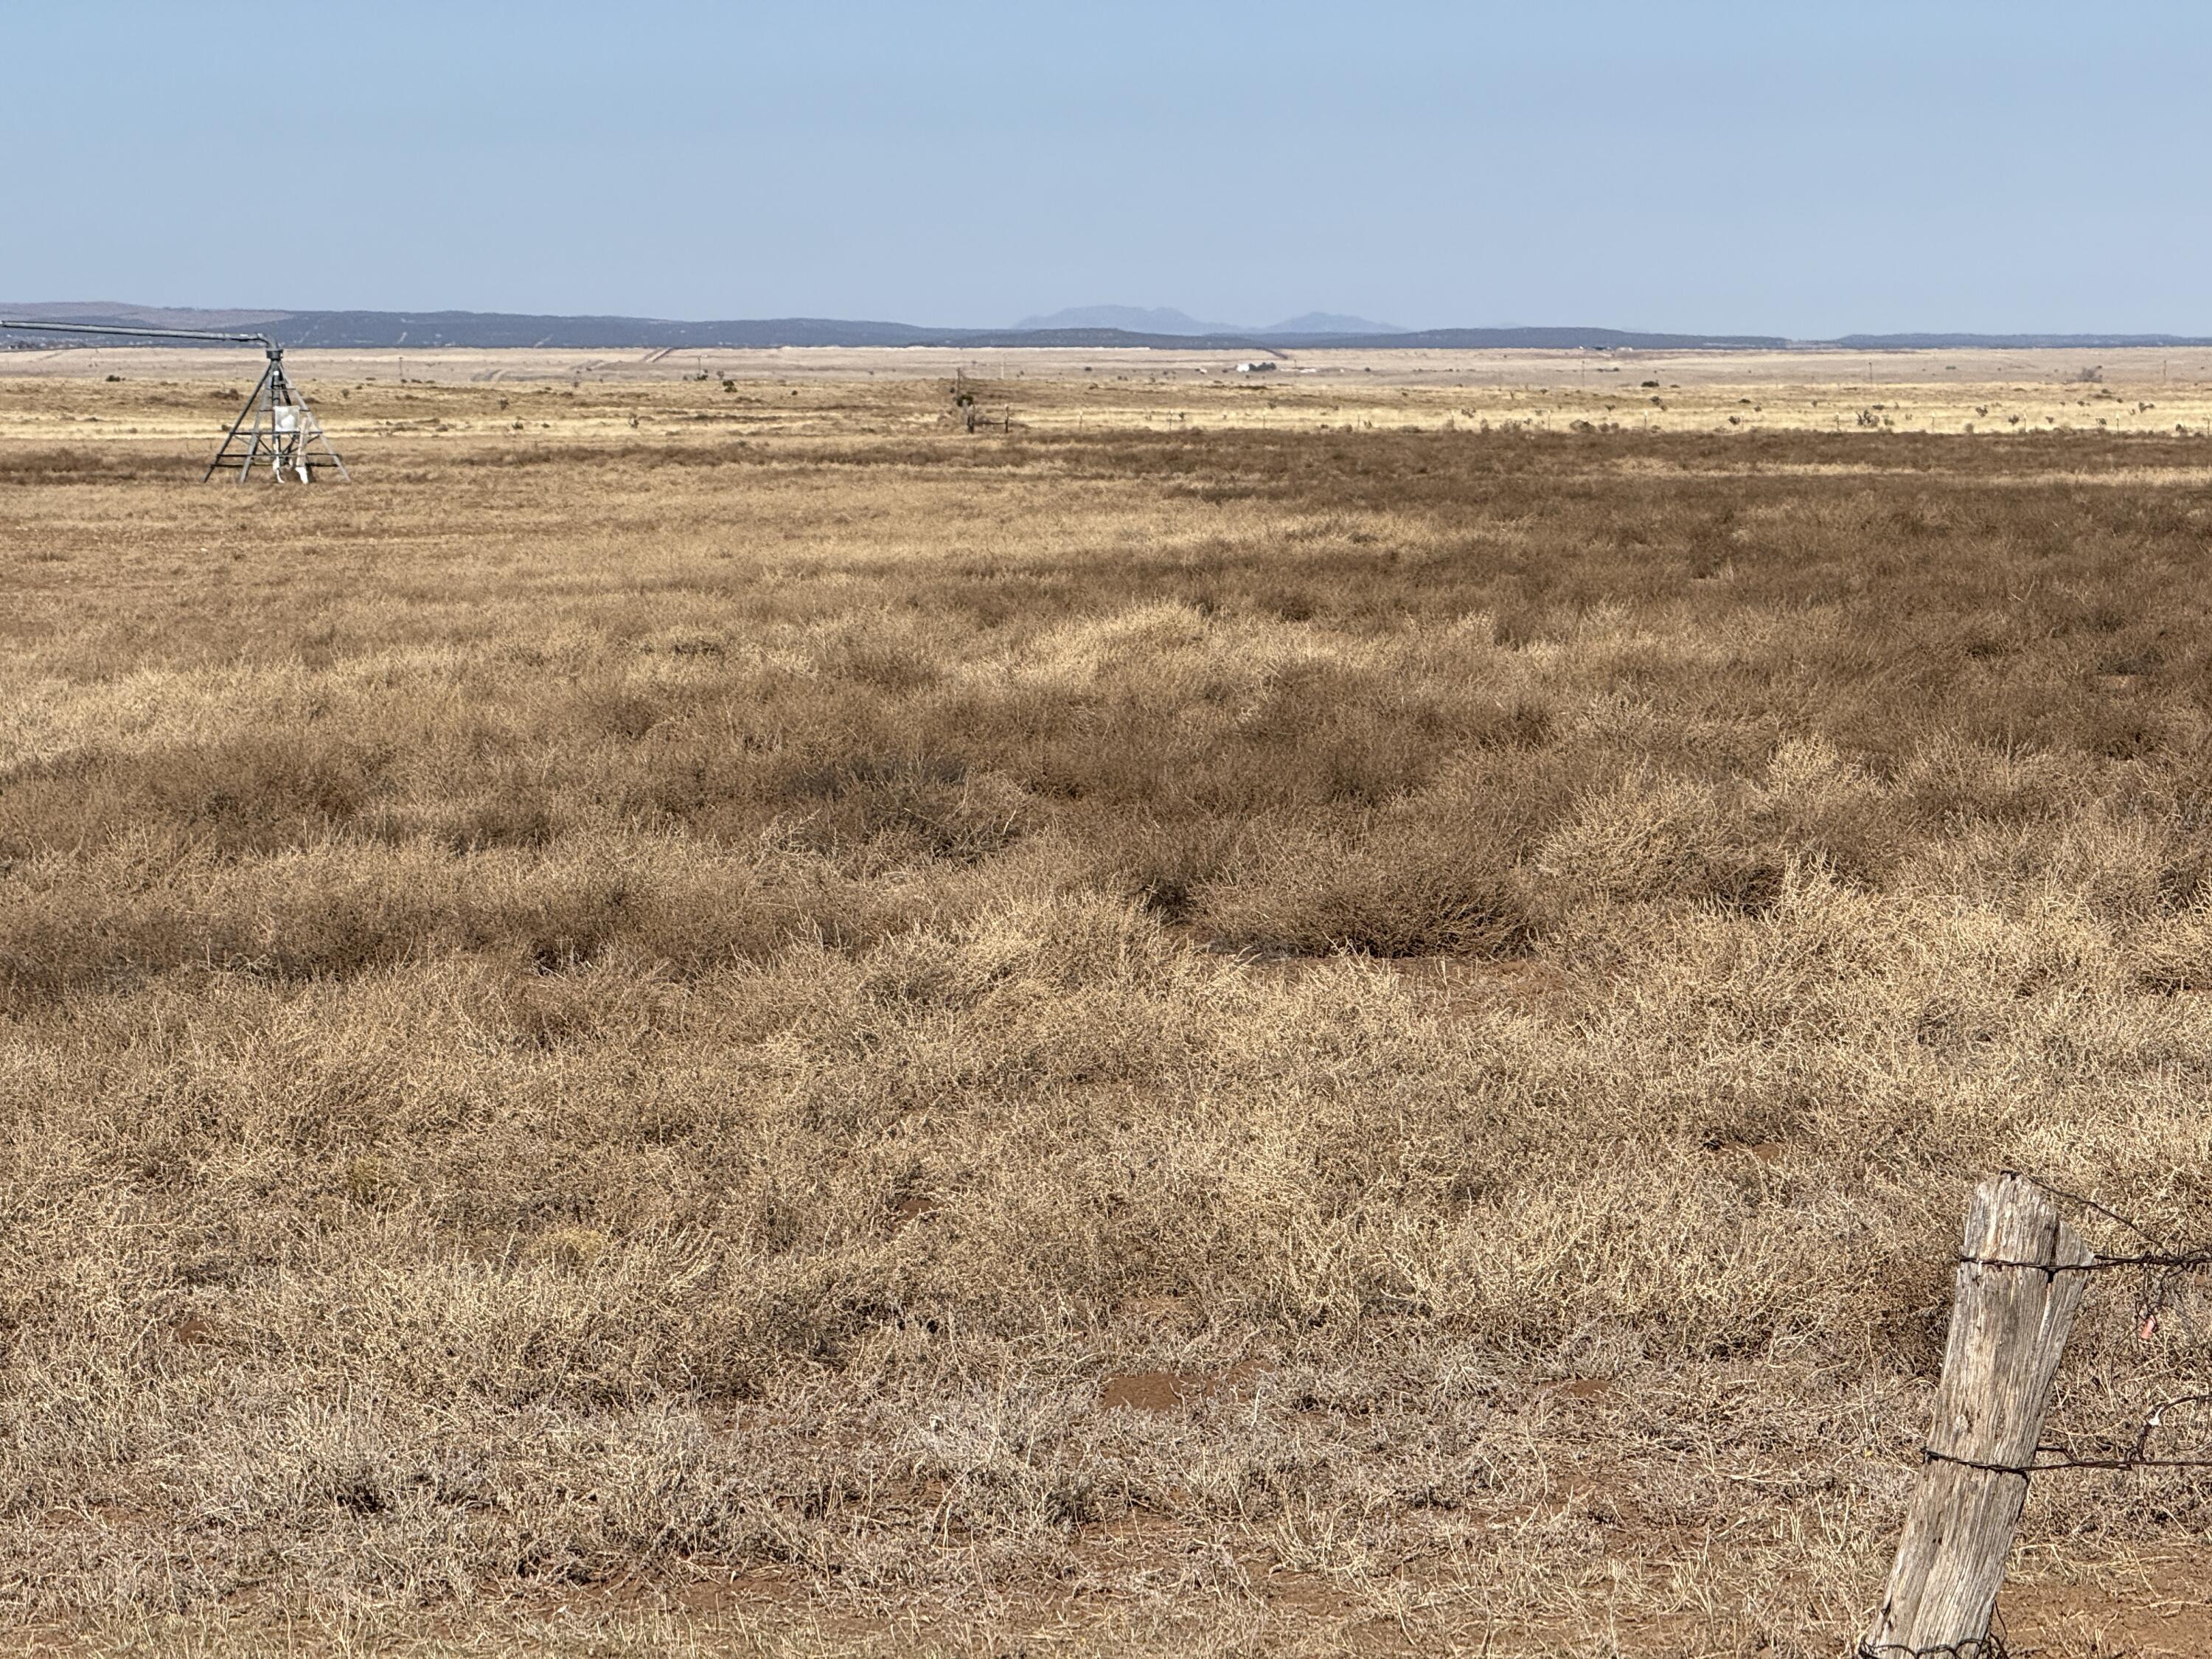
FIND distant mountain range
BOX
[4,302,2208,353]
[1014,305,1409,336]
[1829,332,2212,349]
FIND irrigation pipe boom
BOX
[0,318,349,481]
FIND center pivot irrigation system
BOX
[0,319,348,481]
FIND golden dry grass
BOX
[13,341,2212,440]
[7,369,2212,1655]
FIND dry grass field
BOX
[7,358,2212,1655]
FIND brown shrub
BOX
[8,388,2212,1646]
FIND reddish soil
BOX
[2000,1551,2212,1658]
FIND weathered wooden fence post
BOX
[1863,1172,2093,1656]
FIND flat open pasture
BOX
[11,342,2212,442]
[6,367,2212,1653]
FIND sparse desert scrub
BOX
[6,390,2212,1653]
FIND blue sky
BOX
[7,1,2208,333]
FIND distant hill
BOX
[1265,312,1406,335]
[0,305,1789,352]
[1018,306,1409,337]
[0,299,293,332]
[1,305,951,350]
[1370,326,1790,349]
[1831,332,2212,350]
[7,302,2210,354]
[1014,305,1239,335]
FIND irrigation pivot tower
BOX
[203,339,349,483]
[0,319,349,482]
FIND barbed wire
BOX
[1938,1171,2212,1478]
[1921,1389,2212,1478]
[1992,1169,2212,1346]
[1865,1172,2212,1658]
[1858,1636,2008,1659]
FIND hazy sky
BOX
[8,1,2208,334]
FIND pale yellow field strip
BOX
[7,347,2212,439]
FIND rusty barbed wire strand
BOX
[1861,1175,2212,1658]
[1859,1604,2013,1659]
[1928,1172,2212,1483]
[1980,1169,2212,1346]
